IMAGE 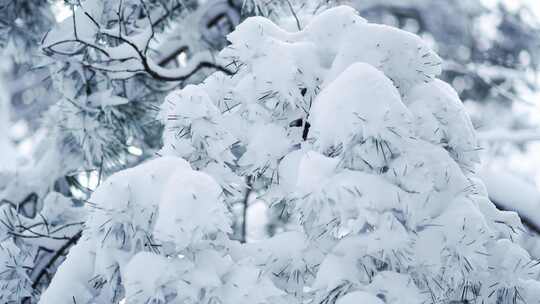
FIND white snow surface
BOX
[481,167,540,230]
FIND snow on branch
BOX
[478,128,540,144]
[41,1,234,82]
[481,167,540,233]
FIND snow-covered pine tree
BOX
[0,1,242,302]
[160,5,540,303]
[346,0,540,240]
[39,156,282,304]
[41,5,540,304]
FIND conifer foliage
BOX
[41,5,540,304]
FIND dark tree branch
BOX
[44,5,235,83]
[31,230,83,289]
[240,176,252,243]
[491,199,540,235]
[158,46,188,66]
